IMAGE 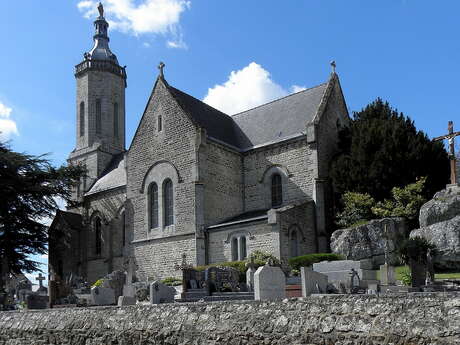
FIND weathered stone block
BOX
[91,286,115,306]
[149,281,175,304]
[300,267,328,296]
[254,265,285,300]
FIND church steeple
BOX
[69,2,127,200]
[84,2,118,64]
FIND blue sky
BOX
[1,1,459,285]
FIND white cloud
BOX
[203,62,306,115]
[0,102,12,117]
[0,101,18,140]
[290,85,307,93]
[166,39,187,49]
[143,42,151,48]
[77,0,190,37]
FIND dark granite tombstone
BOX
[206,266,240,292]
[26,294,48,309]
[410,259,427,288]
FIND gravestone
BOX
[313,260,377,288]
[123,258,136,298]
[149,281,175,304]
[300,267,328,297]
[410,260,426,288]
[35,273,48,296]
[118,295,136,306]
[26,294,48,309]
[91,286,115,305]
[254,264,285,301]
[379,263,396,285]
[206,266,240,292]
[246,267,256,291]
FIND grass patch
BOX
[378,265,460,281]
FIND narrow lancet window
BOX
[158,115,162,132]
[79,102,85,137]
[163,179,173,226]
[113,102,119,138]
[149,183,158,229]
[95,217,102,255]
[271,174,283,207]
[96,99,102,134]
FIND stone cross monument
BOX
[433,121,460,185]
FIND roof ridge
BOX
[169,86,232,119]
[231,82,328,118]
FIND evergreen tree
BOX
[0,141,84,292]
[331,98,450,204]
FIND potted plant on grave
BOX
[397,236,436,287]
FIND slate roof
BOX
[207,209,269,230]
[86,153,126,195]
[167,80,329,151]
[59,211,83,230]
[168,86,243,148]
[232,83,328,149]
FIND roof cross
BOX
[330,60,336,74]
[433,121,460,185]
[36,273,45,289]
[158,61,165,78]
[97,2,104,17]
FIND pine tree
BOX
[0,141,84,292]
[330,98,450,204]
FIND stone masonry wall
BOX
[277,202,317,263]
[1,295,459,345]
[207,220,277,263]
[243,138,316,212]
[201,140,243,226]
[127,78,200,279]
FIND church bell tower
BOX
[69,2,127,200]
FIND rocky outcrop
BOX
[419,186,460,227]
[330,218,406,267]
[411,185,460,270]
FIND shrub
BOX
[336,192,376,228]
[91,278,104,288]
[195,261,247,282]
[247,250,280,266]
[372,177,427,229]
[161,277,182,286]
[288,253,344,271]
[397,236,436,264]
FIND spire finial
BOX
[158,61,165,78]
[97,2,104,17]
[330,60,336,74]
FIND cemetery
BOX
[1,3,460,344]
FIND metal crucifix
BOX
[433,121,460,185]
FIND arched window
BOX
[96,98,102,134]
[239,236,247,260]
[113,102,119,138]
[149,183,158,229]
[158,115,162,132]
[231,235,247,261]
[231,237,238,261]
[121,212,126,247]
[271,173,283,207]
[79,102,85,137]
[163,179,173,226]
[94,217,102,255]
[290,230,299,257]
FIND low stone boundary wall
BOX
[0,294,459,345]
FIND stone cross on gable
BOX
[433,121,460,185]
[158,61,165,78]
[36,273,45,289]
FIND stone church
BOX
[49,5,350,283]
